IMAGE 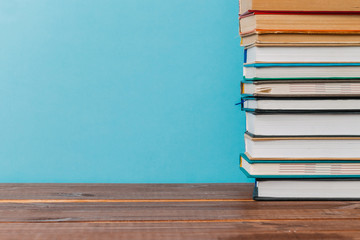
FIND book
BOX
[241,32,360,47]
[239,0,360,15]
[253,178,360,200]
[245,46,360,63]
[240,155,360,177]
[242,97,360,112]
[241,152,360,163]
[244,133,360,159]
[241,80,360,97]
[239,13,360,35]
[243,63,360,80]
[240,152,360,163]
[245,112,360,137]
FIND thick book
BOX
[239,0,360,15]
[239,13,360,35]
[241,80,360,97]
[253,178,360,200]
[243,63,360,80]
[240,154,360,178]
[242,97,360,112]
[245,46,360,63]
[245,112,360,136]
[240,32,360,47]
[244,133,360,159]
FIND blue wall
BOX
[0,0,249,183]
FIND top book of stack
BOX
[239,0,360,47]
[240,0,360,15]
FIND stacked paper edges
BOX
[238,0,360,200]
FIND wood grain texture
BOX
[0,183,358,239]
[0,221,357,240]
[0,183,253,200]
[0,201,359,222]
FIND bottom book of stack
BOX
[240,153,360,200]
[253,179,360,201]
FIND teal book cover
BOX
[244,62,360,68]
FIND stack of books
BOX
[238,0,360,200]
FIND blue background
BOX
[0,0,248,183]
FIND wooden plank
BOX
[0,201,358,222]
[0,183,358,239]
[0,221,357,240]
[0,183,253,200]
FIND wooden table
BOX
[0,183,358,239]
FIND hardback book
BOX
[243,63,360,80]
[239,13,360,35]
[241,80,360,97]
[245,112,360,136]
[242,97,360,112]
[244,133,360,159]
[239,0,360,15]
[241,32,360,47]
[240,154,360,178]
[241,152,360,163]
[253,178,360,200]
[244,46,360,63]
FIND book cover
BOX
[244,62,360,67]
